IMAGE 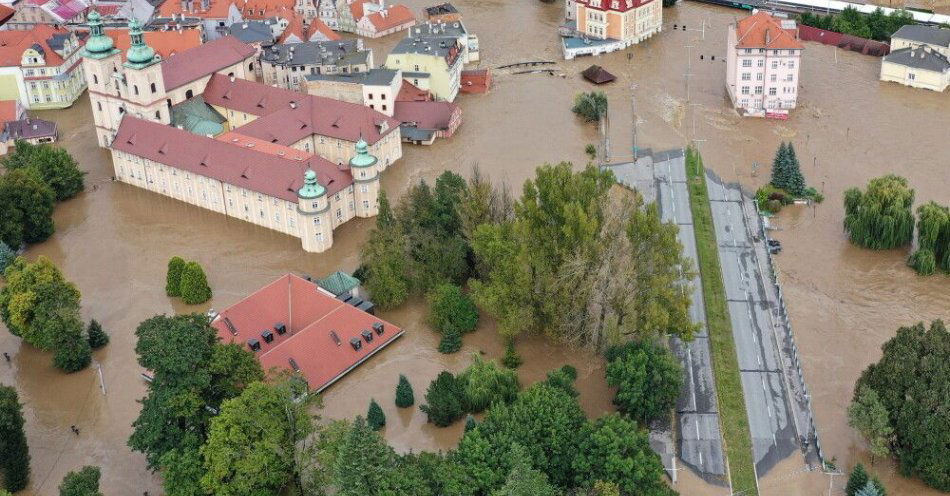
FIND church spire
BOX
[83,11,118,59]
[124,18,159,69]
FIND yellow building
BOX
[0,25,85,109]
[880,25,950,92]
[385,35,463,102]
[575,0,662,45]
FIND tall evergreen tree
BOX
[846,464,869,496]
[395,374,414,408]
[165,257,186,297]
[367,399,386,431]
[332,416,401,496]
[420,371,465,427]
[86,319,109,349]
[0,242,14,274]
[0,385,30,492]
[179,261,212,305]
[362,191,411,309]
[784,143,806,195]
[770,142,789,190]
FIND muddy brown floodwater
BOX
[2,1,947,494]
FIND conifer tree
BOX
[846,464,869,496]
[438,327,462,354]
[420,371,464,427]
[0,385,30,492]
[367,399,386,431]
[179,261,212,305]
[464,414,477,432]
[0,241,13,274]
[87,319,109,349]
[770,142,789,190]
[395,374,414,408]
[165,256,186,297]
[784,143,806,195]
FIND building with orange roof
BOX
[0,4,15,28]
[107,29,203,61]
[0,25,85,109]
[356,3,414,38]
[726,11,804,117]
[211,273,405,393]
[156,0,243,40]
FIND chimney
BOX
[229,74,235,82]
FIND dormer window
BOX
[611,0,618,8]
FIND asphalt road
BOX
[606,150,728,485]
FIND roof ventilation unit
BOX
[330,330,342,346]
[223,317,238,336]
[347,296,364,308]
[261,329,274,343]
[372,322,384,335]
[274,322,287,335]
[349,337,363,351]
[361,329,373,343]
[247,338,261,352]
[289,357,300,371]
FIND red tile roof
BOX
[349,0,375,21]
[239,0,294,18]
[460,69,490,94]
[161,35,257,90]
[394,100,457,131]
[0,4,16,25]
[203,73,401,146]
[735,11,803,50]
[277,11,340,43]
[577,0,656,13]
[0,100,22,123]
[108,29,202,61]
[212,274,404,393]
[215,131,313,160]
[364,4,414,32]
[0,25,75,67]
[396,79,431,101]
[158,0,235,19]
[111,116,353,199]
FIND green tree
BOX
[201,380,312,496]
[771,142,806,196]
[58,466,102,496]
[572,92,608,122]
[367,398,386,431]
[848,385,892,462]
[491,444,559,496]
[585,144,597,160]
[856,479,886,496]
[427,283,479,336]
[0,242,14,274]
[2,141,86,201]
[395,374,414,408]
[332,416,402,496]
[438,327,463,354]
[165,256,186,297]
[179,261,212,305]
[843,175,915,250]
[908,202,950,275]
[605,340,683,424]
[854,320,950,490]
[420,371,465,427]
[544,365,579,398]
[0,385,30,492]
[86,319,109,349]
[502,340,522,369]
[159,447,204,496]
[51,312,92,373]
[846,464,869,496]
[457,354,520,413]
[455,382,586,491]
[0,168,55,248]
[129,314,263,469]
[572,414,670,495]
[362,191,411,309]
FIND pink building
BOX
[726,11,803,118]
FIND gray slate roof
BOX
[306,68,398,86]
[261,40,369,67]
[424,3,458,16]
[891,25,950,48]
[884,46,950,72]
[229,20,275,43]
[390,35,458,59]
[409,20,467,38]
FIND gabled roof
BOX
[211,274,404,393]
[158,0,235,18]
[394,100,457,131]
[107,29,202,61]
[0,25,75,67]
[891,25,950,49]
[883,46,950,72]
[111,116,352,199]
[316,271,360,296]
[4,117,56,139]
[363,4,414,32]
[228,20,276,43]
[160,35,256,90]
[582,64,615,84]
[261,39,365,67]
[735,11,803,50]
[0,4,16,26]
[576,0,655,13]
[276,12,341,43]
[202,73,401,146]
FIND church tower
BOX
[297,169,334,252]
[349,137,380,218]
[82,11,122,147]
[122,18,169,124]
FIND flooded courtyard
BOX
[2,0,948,494]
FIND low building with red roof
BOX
[394,99,460,145]
[726,11,804,117]
[356,4,415,38]
[107,29,203,61]
[211,273,404,393]
[0,25,86,109]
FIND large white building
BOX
[880,25,950,92]
[726,11,803,118]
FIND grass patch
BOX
[685,147,758,496]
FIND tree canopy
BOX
[0,168,55,248]
[179,261,212,305]
[2,140,85,201]
[843,175,915,250]
[848,385,892,462]
[395,374,414,408]
[770,142,806,196]
[572,414,673,495]
[854,320,949,490]
[605,340,682,425]
[457,354,520,413]
[58,466,102,496]
[908,201,950,275]
[0,385,30,492]
[798,7,914,41]
[572,92,608,122]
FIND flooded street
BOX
[2,0,947,494]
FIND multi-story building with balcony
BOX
[726,11,803,118]
[0,25,85,109]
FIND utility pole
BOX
[630,83,638,158]
[685,45,694,102]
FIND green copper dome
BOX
[124,18,158,68]
[83,11,117,58]
[348,138,378,168]
[298,170,326,199]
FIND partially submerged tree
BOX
[0,385,30,492]
[58,466,102,496]
[2,140,86,201]
[572,92,608,122]
[457,354,520,413]
[908,201,950,275]
[0,168,56,248]
[179,261,212,305]
[848,385,892,462]
[420,371,465,427]
[395,374,415,408]
[605,340,683,425]
[843,175,914,250]
[367,399,386,431]
[165,256,186,297]
[87,319,109,349]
